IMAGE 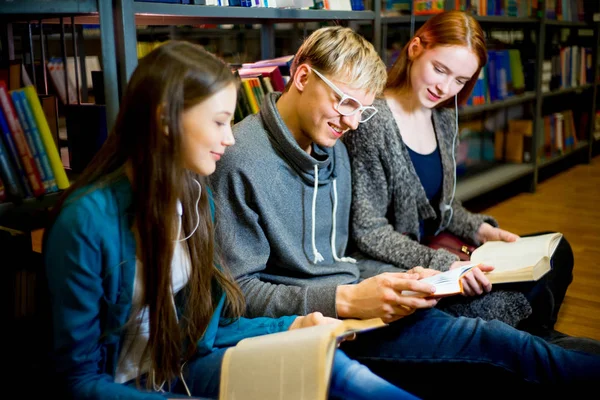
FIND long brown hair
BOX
[386,10,487,107]
[44,40,244,387]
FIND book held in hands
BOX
[402,264,476,297]
[219,318,387,400]
[473,232,563,284]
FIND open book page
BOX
[219,318,386,400]
[402,265,475,297]
[471,233,562,275]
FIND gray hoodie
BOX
[210,92,396,319]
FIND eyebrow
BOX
[434,61,472,81]
[216,111,232,116]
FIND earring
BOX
[163,125,169,136]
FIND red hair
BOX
[386,11,487,108]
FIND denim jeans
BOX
[341,307,600,398]
[330,350,419,400]
[159,345,418,399]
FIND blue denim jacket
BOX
[44,177,295,400]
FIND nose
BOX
[223,125,235,147]
[436,77,452,95]
[341,112,360,131]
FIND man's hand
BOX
[406,266,441,279]
[475,222,519,244]
[450,261,494,296]
[336,272,439,323]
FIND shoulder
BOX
[51,182,123,238]
[344,97,390,147]
[433,107,457,130]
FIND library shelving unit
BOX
[0,0,118,391]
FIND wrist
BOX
[335,285,354,318]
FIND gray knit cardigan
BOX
[343,98,532,327]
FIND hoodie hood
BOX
[260,92,336,185]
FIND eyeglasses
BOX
[311,68,378,123]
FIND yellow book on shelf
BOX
[219,318,387,400]
[23,85,69,189]
[474,232,563,284]
[241,79,259,114]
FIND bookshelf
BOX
[379,1,600,202]
[0,4,597,233]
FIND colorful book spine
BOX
[11,89,58,192]
[0,102,31,197]
[23,86,70,190]
[0,82,45,196]
[0,128,25,200]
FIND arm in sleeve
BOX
[210,167,338,318]
[345,128,457,272]
[215,315,296,348]
[44,202,161,400]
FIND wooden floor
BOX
[480,156,600,340]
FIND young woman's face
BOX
[409,45,479,108]
[181,82,237,176]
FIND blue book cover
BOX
[16,89,58,192]
[0,104,32,197]
[10,90,52,192]
[0,126,25,200]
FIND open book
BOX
[402,264,476,297]
[474,232,563,284]
[219,318,387,400]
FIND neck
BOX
[276,91,313,154]
[384,87,431,118]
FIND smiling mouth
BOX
[427,89,442,100]
[328,123,344,137]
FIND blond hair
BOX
[290,26,387,95]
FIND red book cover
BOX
[0,81,45,196]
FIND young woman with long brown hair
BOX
[344,10,580,344]
[43,40,419,400]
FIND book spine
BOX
[0,82,45,196]
[23,86,70,190]
[17,89,59,192]
[11,90,53,192]
[0,100,32,197]
[0,129,25,200]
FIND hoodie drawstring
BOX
[311,165,356,264]
[311,164,325,263]
[331,179,356,264]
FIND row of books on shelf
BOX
[544,0,586,22]
[465,48,526,106]
[138,0,365,9]
[543,46,595,92]
[232,56,293,122]
[0,82,69,204]
[457,109,587,169]
[401,1,543,17]
[541,109,581,159]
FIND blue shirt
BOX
[406,145,443,238]
[44,176,295,400]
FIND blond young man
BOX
[210,26,600,397]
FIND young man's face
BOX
[297,67,376,149]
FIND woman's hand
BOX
[451,261,494,296]
[475,222,519,244]
[288,312,341,331]
[289,312,358,343]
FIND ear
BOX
[408,37,423,61]
[292,64,311,93]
